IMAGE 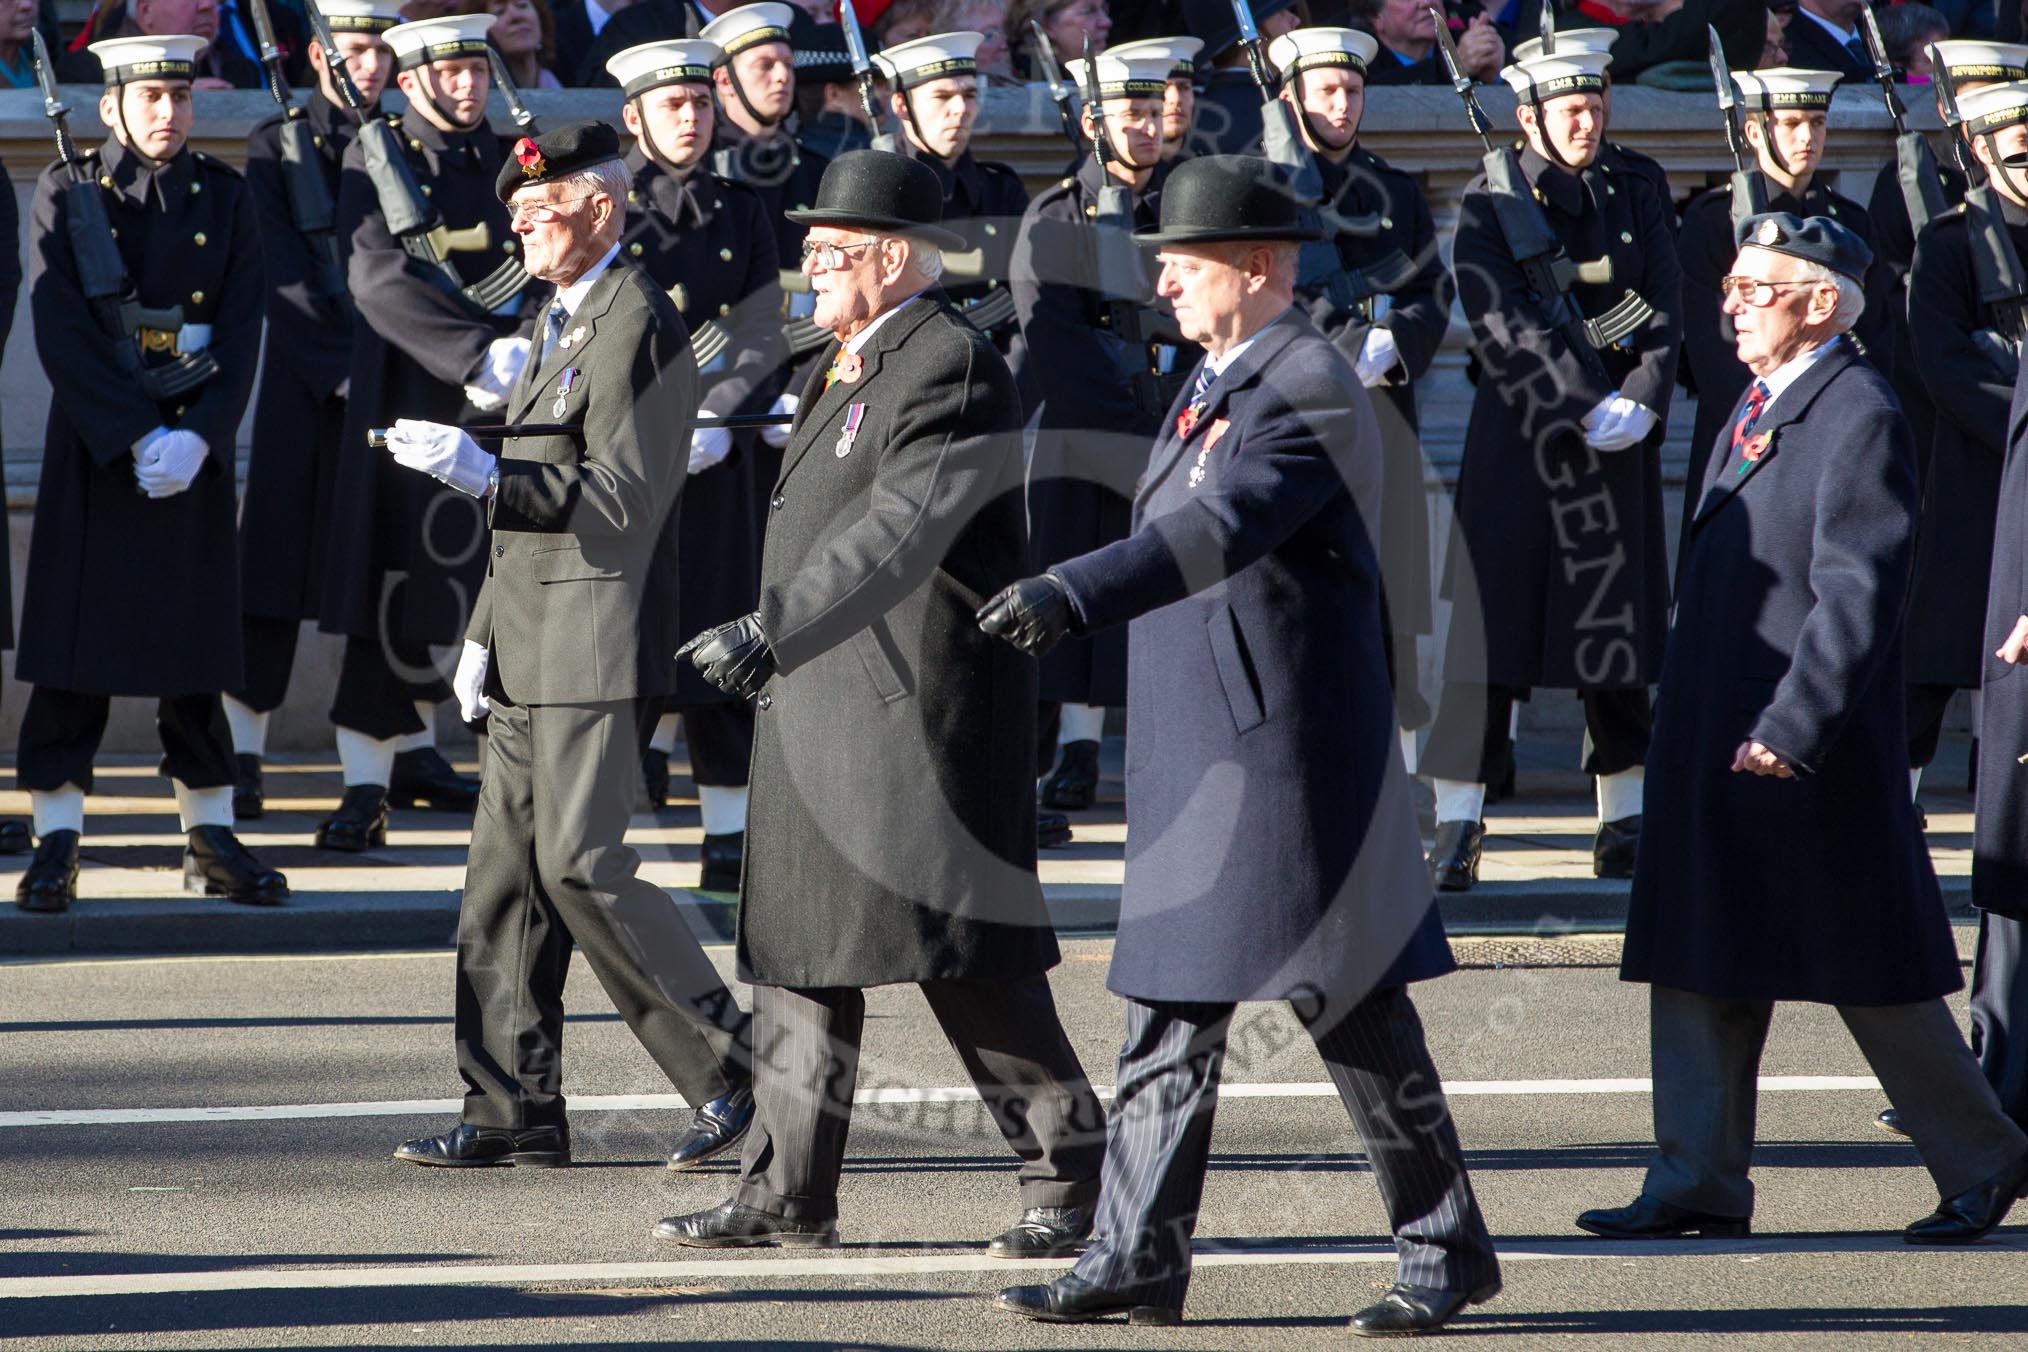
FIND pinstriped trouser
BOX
[1071,987,1500,1308]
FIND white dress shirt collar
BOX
[555,241,623,319]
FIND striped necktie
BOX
[1730,379,1770,473]
[536,299,567,368]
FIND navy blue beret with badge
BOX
[495,119,624,203]
[1733,211,1873,285]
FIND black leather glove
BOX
[976,573,1075,657]
[676,613,776,699]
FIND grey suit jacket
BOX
[467,260,700,704]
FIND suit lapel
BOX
[510,266,628,423]
[777,295,938,487]
[1693,343,1856,524]
[1136,312,1303,509]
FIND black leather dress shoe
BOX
[233,753,265,821]
[1041,740,1100,811]
[992,1274,1181,1326]
[1037,810,1073,849]
[1905,1151,2028,1243]
[667,1086,754,1170]
[985,1203,1095,1258]
[1576,1194,1750,1239]
[315,784,389,852]
[699,831,744,893]
[641,748,670,810]
[388,747,480,813]
[184,827,289,906]
[0,818,30,855]
[1429,820,1484,893]
[393,1122,570,1168]
[1876,1108,1909,1137]
[1594,813,1641,880]
[15,830,80,913]
[652,1198,837,1248]
[1348,1280,1502,1337]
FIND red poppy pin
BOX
[515,137,545,179]
[1176,405,1202,441]
[834,351,863,384]
[1740,431,1771,467]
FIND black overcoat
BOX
[711,123,822,277]
[1971,362,2028,920]
[1866,156,1968,471]
[240,93,357,625]
[19,141,260,695]
[921,149,1029,346]
[1052,310,1453,1002]
[1903,193,2027,688]
[1306,145,1451,648]
[1444,147,1680,691]
[620,149,785,706]
[321,110,523,648]
[1622,341,1962,1005]
[1012,154,1189,705]
[737,294,1056,988]
[1675,181,1895,551]
[0,157,21,651]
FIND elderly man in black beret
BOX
[387,120,756,1174]
[658,150,1105,1256]
[1583,213,2028,1245]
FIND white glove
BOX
[385,417,495,497]
[452,639,490,722]
[1583,394,1658,452]
[688,413,732,474]
[759,391,798,449]
[135,429,210,498]
[1355,327,1400,388]
[463,336,531,413]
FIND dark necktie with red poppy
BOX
[1729,379,1771,475]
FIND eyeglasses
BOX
[799,238,880,270]
[1718,275,1819,307]
[507,194,593,225]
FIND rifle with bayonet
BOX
[1708,24,1767,232]
[31,31,218,402]
[485,45,541,138]
[1028,20,1082,153]
[307,2,529,313]
[1861,4,1946,237]
[839,0,902,153]
[1430,8,1643,383]
[247,0,342,296]
[1080,36,1167,419]
[1931,47,2028,375]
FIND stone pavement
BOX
[0,736,1981,955]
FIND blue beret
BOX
[1733,211,1873,284]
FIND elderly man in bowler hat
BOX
[982,154,1500,1338]
[1584,213,2028,1244]
[658,150,1106,1255]
[387,120,756,1173]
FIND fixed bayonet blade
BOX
[1709,24,1736,109]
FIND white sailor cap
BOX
[606,39,721,97]
[1511,27,1619,63]
[699,3,795,62]
[873,30,984,89]
[1267,27,1375,77]
[1066,46,1176,99]
[89,34,206,83]
[1731,66,1842,112]
[1958,77,2028,134]
[312,0,404,36]
[384,14,495,70]
[1500,50,1611,100]
[1107,35,1203,79]
[1932,39,2028,87]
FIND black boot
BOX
[1429,820,1483,892]
[642,748,670,811]
[15,830,79,913]
[1037,810,1073,849]
[1041,740,1100,811]
[1594,814,1641,879]
[184,825,289,906]
[388,747,480,813]
[232,753,265,821]
[700,831,744,892]
[315,784,389,852]
[0,819,29,855]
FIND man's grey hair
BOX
[1788,257,1865,331]
[883,232,945,284]
[561,159,633,240]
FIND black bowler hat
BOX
[784,150,968,249]
[495,120,624,203]
[1135,155,1324,246]
[1734,211,1873,284]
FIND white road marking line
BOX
[0,1248,1583,1301]
[0,1077,1884,1129]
